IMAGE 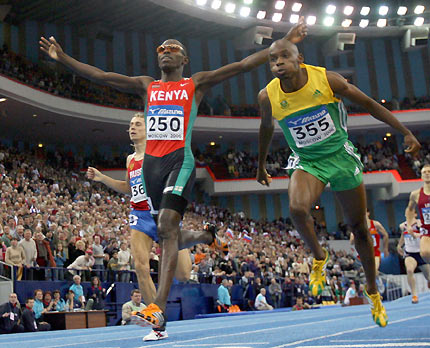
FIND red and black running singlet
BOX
[127,156,150,211]
[369,220,381,257]
[418,187,430,236]
[144,78,198,157]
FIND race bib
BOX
[10,312,14,321]
[422,207,430,225]
[285,154,300,170]
[147,105,184,140]
[286,106,336,148]
[371,235,377,247]
[131,183,146,203]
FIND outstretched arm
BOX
[257,88,274,187]
[405,190,420,237]
[326,71,421,157]
[40,36,153,94]
[374,221,390,256]
[192,21,307,92]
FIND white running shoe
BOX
[143,329,168,341]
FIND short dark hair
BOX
[26,297,34,303]
[53,290,61,296]
[131,289,141,296]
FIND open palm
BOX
[39,36,63,61]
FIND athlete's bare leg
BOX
[154,208,181,312]
[375,256,381,275]
[288,169,326,260]
[175,249,192,282]
[405,256,418,297]
[420,237,430,264]
[130,230,157,304]
[178,229,213,249]
[335,183,377,294]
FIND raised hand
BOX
[404,134,421,157]
[87,167,104,182]
[39,36,64,61]
[286,17,308,44]
[257,167,272,187]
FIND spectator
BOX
[21,297,50,332]
[217,279,231,312]
[268,278,282,308]
[5,237,26,280]
[107,249,121,281]
[118,242,131,283]
[52,290,66,311]
[255,288,273,311]
[344,281,357,306]
[292,296,310,311]
[69,275,85,306]
[33,289,51,327]
[13,225,25,241]
[189,265,200,283]
[18,229,37,280]
[54,243,67,280]
[0,293,24,334]
[92,235,105,279]
[85,276,106,310]
[67,249,94,281]
[34,231,56,280]
[42,291,55,312]
[121,289,146,325]
[65,290,81,311]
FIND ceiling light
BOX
[377,18,387,27]
[256,10,266,19]
[211,0,222,10]
[414,17,425,26]
[306,15,316,25]
[360,6,370,16]
[359,19,369,28]
[290,14,299,24]
[292,3,302,12]
[397,6,407,15]
[0,98,6,102]
[275,1,285,10]
[196,0,207,5]
[240,7,250,17]
[272,12,282,22]
[243,0,253,4]
[32,114,37,117]
[38,143,43,148]
[210,141,216,146]
[342,19,352,28]
[326,4,336,15]
[379,6,389,16]
[414,5,425,14]
[225,2,236,13]
[344,6,354,16]
[323,16,335,26]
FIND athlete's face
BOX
[157,40,188,72]
[421,166,430,182]
[269,41,303,80]
[128,117,146,143]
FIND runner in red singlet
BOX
[40,21,308,330]
[406,164,430,264]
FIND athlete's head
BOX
[268,40,304,80]
[157,39,189,73]
[421,164,430,182]
[129,112,146,144]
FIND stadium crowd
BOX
[2,44,430,117]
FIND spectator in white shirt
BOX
[255,288,273,311]
[118,242,131,283]
[67,250,94,281]
[18,229,37,280]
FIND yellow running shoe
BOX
[364,288,388,327]
[309,248,329,297]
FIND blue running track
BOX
[1,293,429,348]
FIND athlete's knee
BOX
[289,202,311,221]
[133,255,151,277]
[420,250,430,261]
[175,268,191,282]
[406,266,415,275]
[157,217,179,240]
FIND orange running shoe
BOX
[412,296,419,304]
[131,303,165,328]
[206,223,229,254]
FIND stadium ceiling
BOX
[1,0,429,39]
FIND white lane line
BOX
[174,344,268,347]
[331,339,430,342]
[271,313,430,348]
[296,344,430,347]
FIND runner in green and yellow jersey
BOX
[257,39,421,328]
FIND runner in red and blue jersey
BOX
[406,164,430,266]
[40,22,307,330]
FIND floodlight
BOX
[344,6,354,16]
[306,15,316,25]
[360,6,370,16]
[323,16,335,26]
[414,5,425,14]
[292,2,302,12]
[342,19,352,27]
[414,17,425,26]
[359,19,369,28]
[377,18,387,27]
[379,6,389,16]
[326,5,336,15]
[257,10,266,19]
[211,0,222,10]
[397,6,407,15]
[225,2,236,13]
[272,12,282,22]
[275,1,285,10]
[290,14,299,24]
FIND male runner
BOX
[397,215,430,304]
[87,112,221,340]
[350,210,389,273]
[405,164,430,264]
[256,39,420,327]
[40,21,307,329]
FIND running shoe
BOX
[364,287,388,327]
[143,329,168,341]
[206,223,229,254]
[412,295,419,304]
[309,248,329,296]
[131,303,165,328]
